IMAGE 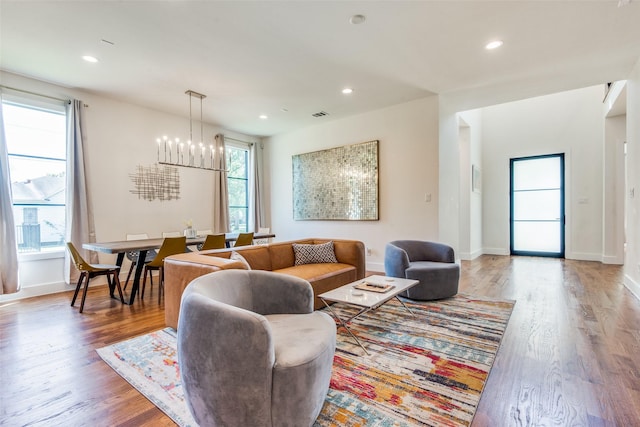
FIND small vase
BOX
[184,226,196,238]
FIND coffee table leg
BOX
[322,299,370,356]
[395,296,416,316]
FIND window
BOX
[226,144,249,233]
[3,100,67,253]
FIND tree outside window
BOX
[226,145,249,233]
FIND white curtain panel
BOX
[249,142,265,232]
[0,98,20,294]
[212,133,230,233]
[64,100,97,285]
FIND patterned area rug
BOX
[97,294,514,426]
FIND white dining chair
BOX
[253,227,272,245]
[162,231,182,238]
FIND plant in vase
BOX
[183,219,196,238]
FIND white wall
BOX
[1,71,258,300]
[265,96,440,272]
[625,59,640,299]
[458,119,471,258]
[602,111,626,265]
[481,86,605,260]
[437,103,461,254]
[457,110,483,260]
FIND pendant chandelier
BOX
[156,90,222,171]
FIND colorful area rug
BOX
[97,294,514,426]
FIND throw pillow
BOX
[293,241,338,265]
[230,251,251,270]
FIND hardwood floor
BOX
[1,256,639,426]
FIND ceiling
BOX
[2,1,639,137]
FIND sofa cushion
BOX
[268,240,313,270]
[231,251,251,270]
[266,312,336,367]
[292,241,338,265]
[276,263,357,309]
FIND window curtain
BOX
[249,141,265,232]
[0,97,20,294]
[212,133,230,233]
[64,100,97,285]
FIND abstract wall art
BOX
[292,140,379,220]
[129,164,180,201]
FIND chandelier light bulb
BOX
[485,40,503,50]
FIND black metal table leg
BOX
[128,249,147,304]
[111,252,126,298]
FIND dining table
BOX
[83,231,275,304]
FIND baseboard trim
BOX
[0,281,71,302]
[624,274,640,301]
[459,248,483,261]
[565,252,602,262]
[366,261,384,274]
[483,247,509,256]
[0,270,159,302]
[601,255,624,265]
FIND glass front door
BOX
[510,154,565,257]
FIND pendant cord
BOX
[189,94,193,143]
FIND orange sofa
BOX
[163,238,366,329]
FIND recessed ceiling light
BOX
[82,55,99,63]
[349,14,366,25]
[342,88,354,95]
[485,40,503,50]
[259,114,268,120]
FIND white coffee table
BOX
[319,275,419,355]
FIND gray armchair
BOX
[177,270,336,427]
[384,240,459,300]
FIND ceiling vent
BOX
[312,111,329,118]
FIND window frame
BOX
[225,141,250,233]
[2,95,67,259]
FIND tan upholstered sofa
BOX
[163,238,365,329]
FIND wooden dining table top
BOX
[83,232,275,254]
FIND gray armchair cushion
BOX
[178,269,336,427]
[384,240,459,300]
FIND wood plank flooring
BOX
[1,256,639,426]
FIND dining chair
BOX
[164,231,191,252]
[233,232,254,247]
[200,234,227,251]
[124,233,157,291]
[66,242,124,313]
[142,236,187,302]
[194,229,214,250]
[253,227,272,245]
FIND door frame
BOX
[510,153,565,258]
